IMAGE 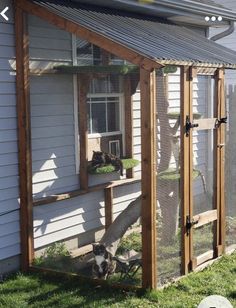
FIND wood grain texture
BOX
[104,187,113,230]
[78,75,90,190]
[180,66,191,275]
[140,68,157,289]
[14,3,34,270]
[214,68,226,256]
[194,249,214,267]
[33,176,141,206]
[193,210,217,229]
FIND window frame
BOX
[87,92,124,139]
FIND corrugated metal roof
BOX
[32,0,236,68]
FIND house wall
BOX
[0,0,20,274]
[29,15,79,199]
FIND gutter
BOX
[210,20,235,41]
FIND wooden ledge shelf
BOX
[33,176,141,207]
[54,64,139,75]
[88,158,140,175]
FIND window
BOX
[73,36,125,161]
[87,75,123,137]
[87,95,121,135]
[76,37,128,66]
[76,39,101,65]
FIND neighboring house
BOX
[0,0,236,277]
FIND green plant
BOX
[116,231,142,255]
[88,158,140,175]
[33,242,73,272]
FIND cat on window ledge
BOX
[91,151,123,176]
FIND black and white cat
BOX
[91,151,123,176]
[92,244,116,279]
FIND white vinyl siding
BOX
[0,0,20,264]
[28,15,78,199]
[33,191,105,248]
[28,15,72,70]
[132,88,141,175]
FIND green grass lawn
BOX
[0,252,235,308]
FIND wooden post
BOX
[78,75,90,191]
[214,68,226,256]
[104,187,113,230]
[220,70,226,254]
[14,4,34,270]
[140,67,157,289]
[124,75,134,178]
[180,66,193,274]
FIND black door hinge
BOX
[186,215,198,235]
[186,116,199,137]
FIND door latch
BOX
[216,116,227,127]
[186,215,198,235]
[186,116,199,137]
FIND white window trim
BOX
[87,93,124,138]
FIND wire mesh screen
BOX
[156,67,182,286]
[192,75,215,258]
[193,223,214,256]
[225,70,236,249]
[32,34,143,287]
[192,75,214,216]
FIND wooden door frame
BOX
[181,66,226,273]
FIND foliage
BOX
[33,243,73,272]
[0,253,235,307]
[116,231,142,255]
[226,216,236,246]
[88,158,140,175]
[54,64,139,75]
[158,168,200,181]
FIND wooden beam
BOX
[104,187,113,230]
[78,75,90,190]
[17,0,162,70]
[214,69,226,255]
[180,66,193,275]
[193,118,218,131]
[192,250,214,268]
[33,176,141,207]
[140,68,157,289]
[219,69,226,254]
[14,4,34,270]
[193,210,217,229]
[124,75,134,178]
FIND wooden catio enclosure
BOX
[15,0,236,289]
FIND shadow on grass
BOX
[228,290,236,299]
[25,273,134,307]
